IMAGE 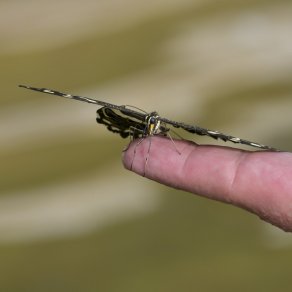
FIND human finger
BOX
[123,136,292,231]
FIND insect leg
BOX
[130,137,145,171]
[123,125,145,169]
[165,132,181,155]
[143,135,153,177]
[161,122,181,155]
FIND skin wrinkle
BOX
[224,152,276,225]
[181,146,214,196]
[178,141,199,190]
[181,145,236,201]
[227,150,248,205]
[255,153,292,230]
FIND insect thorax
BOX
[145,112,161,136]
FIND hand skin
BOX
[122,136,292,232]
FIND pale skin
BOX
[122,136,292,232]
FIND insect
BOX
[19,85,278,157]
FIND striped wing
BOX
[159,117,278,151]
[96,107,147,138]
[19,84,124,110]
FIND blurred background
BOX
[1,0,292,291]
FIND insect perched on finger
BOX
[19,85,279,175]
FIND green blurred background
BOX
[1,0,292,291]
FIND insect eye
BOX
[149,117,156,124]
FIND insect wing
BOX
[96,107,147,138]
[159,117,277,150]
[19,85,124,110]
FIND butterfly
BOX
[19,85,278,152]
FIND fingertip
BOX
[122,139,145,174]
[122,136,176,177]
[122,138,150,176]
[122,143,132,171]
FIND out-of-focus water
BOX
[0,1,291,291]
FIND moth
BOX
[19,85,278,153]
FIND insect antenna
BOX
[123,105,148,114]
